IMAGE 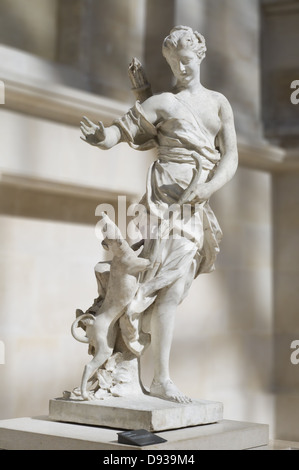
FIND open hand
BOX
[80,116,107,146]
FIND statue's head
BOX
[162,26,207,65]
[162,26,206,88]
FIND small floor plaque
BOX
[118,429,167,446]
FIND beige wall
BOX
[0,211,99,418]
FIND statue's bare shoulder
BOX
[208,90,234,120]
[141,92,178,124]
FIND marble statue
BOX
[76,25,238,404]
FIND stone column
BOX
[0,0,59,60]
[261,0,299,147]
[56,0,89,69]
[143,0,175,93]
[273,172,299,441]
[261,0,299,440]
[57,0,147,102]
[89,0,147,101]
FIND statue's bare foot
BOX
[81,390,95,401]
[150,379,192,404]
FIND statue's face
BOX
[166,48,200,87]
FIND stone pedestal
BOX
[0,416,269,450]
[49,395,223,432]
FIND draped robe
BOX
[96,97,223,354]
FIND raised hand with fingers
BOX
[80,117,107,147]
[80,117,122,149]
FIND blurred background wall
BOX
[0,0,298,442]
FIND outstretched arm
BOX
[80,93,165,150]
[80,117,122,149]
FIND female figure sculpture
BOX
[80,26,238,403]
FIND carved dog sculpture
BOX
[71,213,150,400]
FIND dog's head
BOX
[101,236,123,253]
[100,212,125,255]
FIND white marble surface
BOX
[49,395,223,432]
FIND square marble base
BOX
[49,395,223,432]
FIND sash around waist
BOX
[157,146,219,170]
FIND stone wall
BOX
[273,174,299,441]
[0,0,298,441]
[0,0,59,61]
[261,0,299,146]
[261,0,299,441]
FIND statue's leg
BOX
[81,346,113,400]
[81,321,116,400]
[149,275,192,404]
